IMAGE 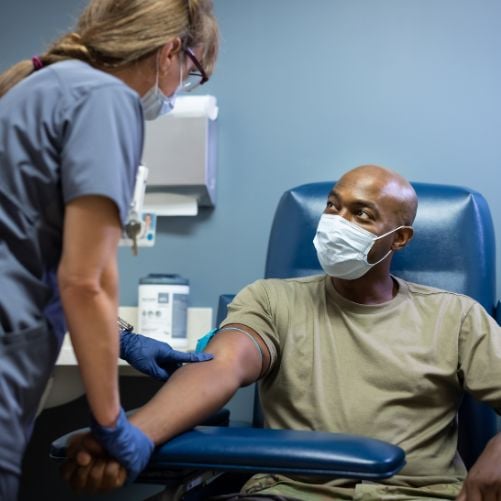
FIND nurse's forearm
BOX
[61,280,120,427]
[59,196,123,427]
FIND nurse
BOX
[0,0,218,497]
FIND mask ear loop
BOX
[177,50,184,93]
[375,225,413,240]
[365,225,413,266]
[154,52,160,92]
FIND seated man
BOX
[64,165,501,500]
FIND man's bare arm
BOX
[456,432,501,501]
[129,323,270,443]
[63,323,270,492]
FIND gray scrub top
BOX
[0,60,144,341]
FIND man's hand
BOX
[61,433,127,493]
[457,432,501,500]
[120,331,213,381]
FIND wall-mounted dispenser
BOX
[142,95,218,216]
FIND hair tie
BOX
[32,56,44,71]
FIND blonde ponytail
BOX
[45,32,94,65]
[0,0,218,98]
[0,31,94,98]
[0,61,35,98]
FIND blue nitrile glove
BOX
[120,331,213,381]
[91,408,154,483]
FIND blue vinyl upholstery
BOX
[266,182,496,309]
[51,425,405,482]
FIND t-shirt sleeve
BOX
[458,301,501,413]
[221,280,280,373]
[59,83,144,225]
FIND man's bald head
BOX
[335,165,418,227]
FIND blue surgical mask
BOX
[141,84,176,120]
[141,54,183,120]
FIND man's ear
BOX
[158,37,182,75]
[391,227,414,251]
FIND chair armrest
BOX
[146,427,405,480]
[51,426,405,482]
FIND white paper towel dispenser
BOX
[142,95,218,216]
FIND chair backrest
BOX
[263,181,498,469]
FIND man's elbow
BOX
[207,347,261,390]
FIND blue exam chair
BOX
[51,181,499,498]
[256,181,499,471]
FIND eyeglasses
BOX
[182,48,209,92]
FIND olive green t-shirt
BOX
[222,275,501,499]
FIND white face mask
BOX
[141,54,183,120]
[313,214,411,280]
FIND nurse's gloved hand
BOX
[120,331,213,381]
[90,408,154,483]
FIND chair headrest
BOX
[265,181,496,312]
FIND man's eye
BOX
[356,209,371,219]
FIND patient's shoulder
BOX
[399,278,477,306]
[252,274,327,292]
[238,275,327,305]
